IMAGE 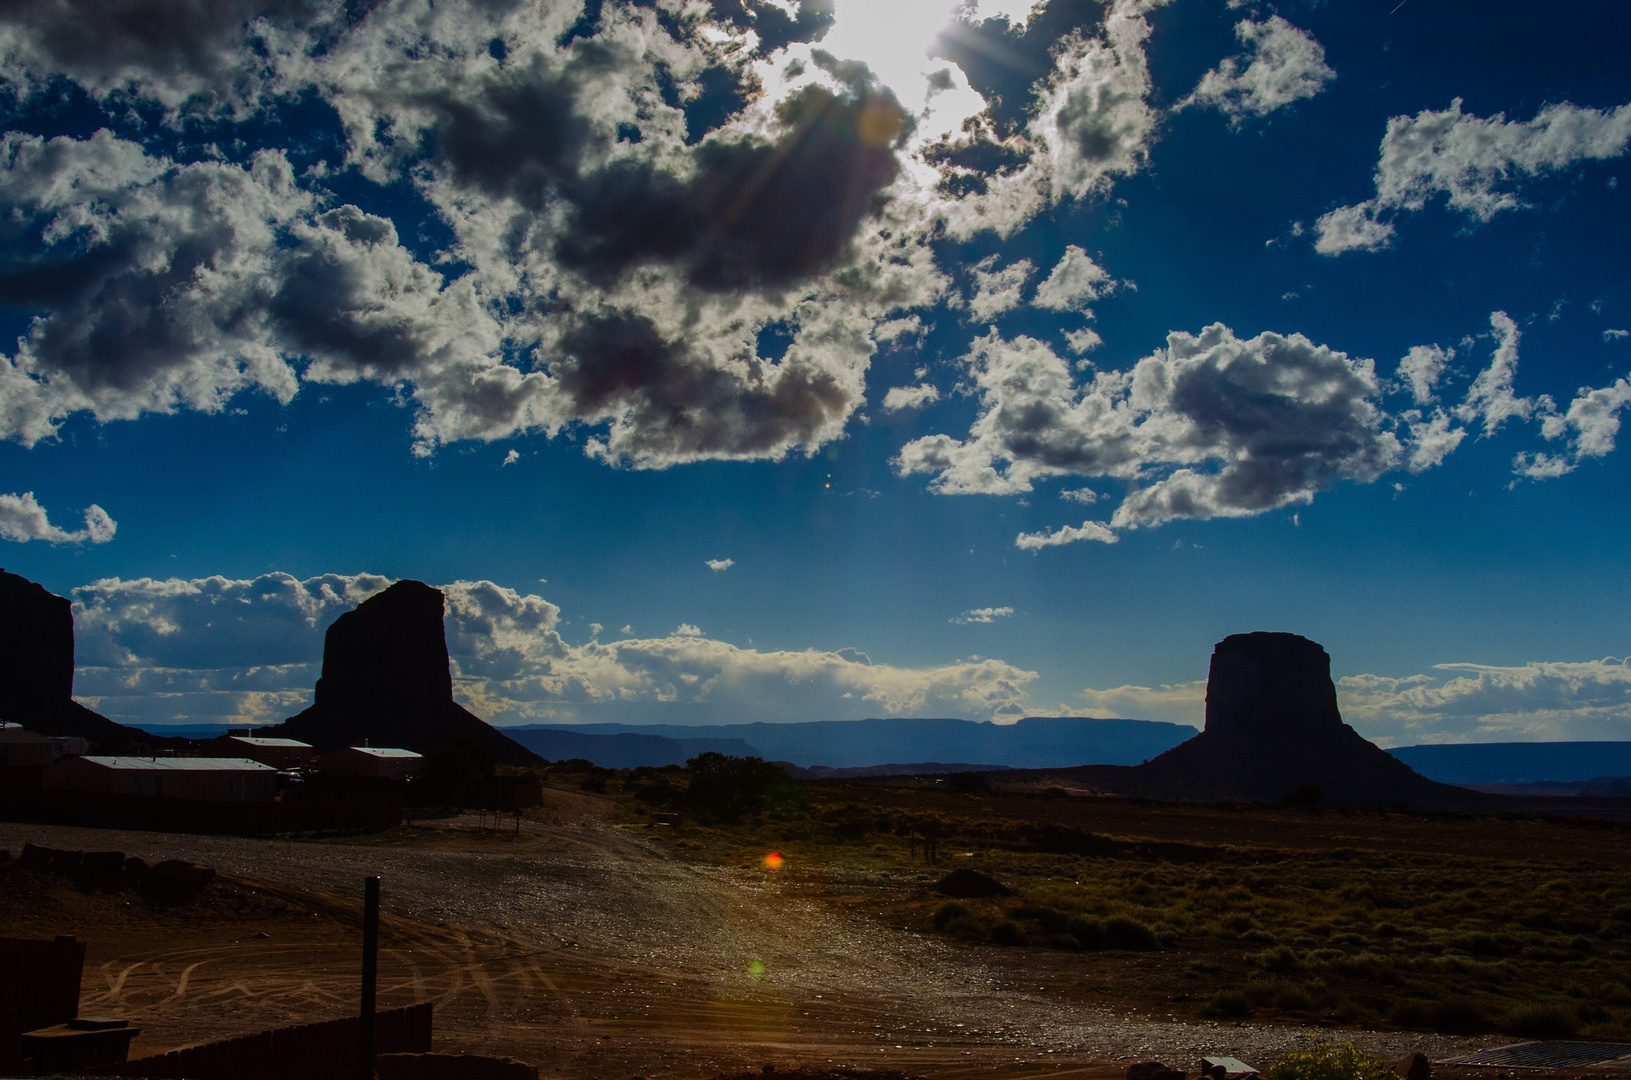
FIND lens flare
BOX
[763,851,784,869]
[747,959,766,979]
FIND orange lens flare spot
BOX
[762,852,784,869]
[856,99,902,146]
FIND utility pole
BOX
[359,875,380,1080]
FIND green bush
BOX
[933,902,971,931]
[1428,997,1492,1034]
[990,920,1027,946]
[1200,989,1252,1020]
[1505,1004,1578,1038]
[1102,915,1157,949]
[684,753,803,822]
[1265,1043,1397,1080]
[1066,915,1104,949]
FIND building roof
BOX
[337,746,423,759]
[0,728,50,744]
[226,736,312,748]
[77,756,276,772]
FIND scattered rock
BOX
[932,868,1013,898]
[123,856,149,875]
[1128,1062,1186,1080]
[1394,1052,1430,1080]
[82,851,126,875]
[375,1052,539,1080]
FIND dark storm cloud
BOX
[0,0,342,106]
[554,309,865,465]
[421,53,596,208]
[557,84,905,292]
[896,324,1403,527]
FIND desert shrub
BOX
[1200,990,1252,1019]
[948,772,990,794]
[411,743,493,807]
[1505,1004,1579,1038]
[1251,946,1301,972]
[990,920,1027,946]
[943,915,986,940]
[933,902,972,930]
[1241,928,1278,944]
[1066,915,1104,949]
[1389,1000,1436,1029]
[1427,997,1492,1034]
[1046,932,1081,950]
[1102,916,1157,949]
[684,753,803,822]
[1265,1043,1396,1080]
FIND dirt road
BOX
[0,800,1482,1080]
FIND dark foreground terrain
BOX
[3,774,1630,1080]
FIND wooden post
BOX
[359,876,380,1080]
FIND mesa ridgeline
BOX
[1060,631,1479,808]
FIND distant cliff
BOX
[0,568,160,748]
[267,580,539,766]
[511,715,1194,769]
[1063,632,1479,808]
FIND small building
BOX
[317,746,424,782]
[42,757,277,802]
[200,735,314,770]
[0,727,55,769]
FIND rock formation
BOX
[267,581,539,766]
[0,569,153,747]
[1067,632,1478,808]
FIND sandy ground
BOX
[0,795,1503,1080]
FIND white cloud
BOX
[1515,375,1631,480]
[882,384,942,412]
[1397,344,1451,405]
[69,572,1041,728]
[705,558,735,572]
[1029,1,1163,202]
[1453,312,1544,435]
[966,256,1034,321]
[673,623,704,637]
[0,3,959,470]
[1064,328,1104,354]
[1606,329,1630,341]
[1032,246,1113,313]
[502,449,520,466]
[1317,98,1631,254]
[950,606,1014,624]
[1060,487,1099,504]
[1078,679,1205,728]
[0,492,116,545]
[898,324,1400,528]
[1182,16,1334,123]
[1339,658,1631,745]
[1015,519,1118,550]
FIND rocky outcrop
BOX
[0,569,74,723]
[1066,633,1479,808]
[268,581,539,766]
[0,569,155,747]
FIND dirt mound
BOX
[932,868,1013,898]
[1065,633,1478,809]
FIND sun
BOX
[817,0,1038,141]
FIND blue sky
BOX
[1,0,1629,745]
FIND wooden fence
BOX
[97,1003,433,1080]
